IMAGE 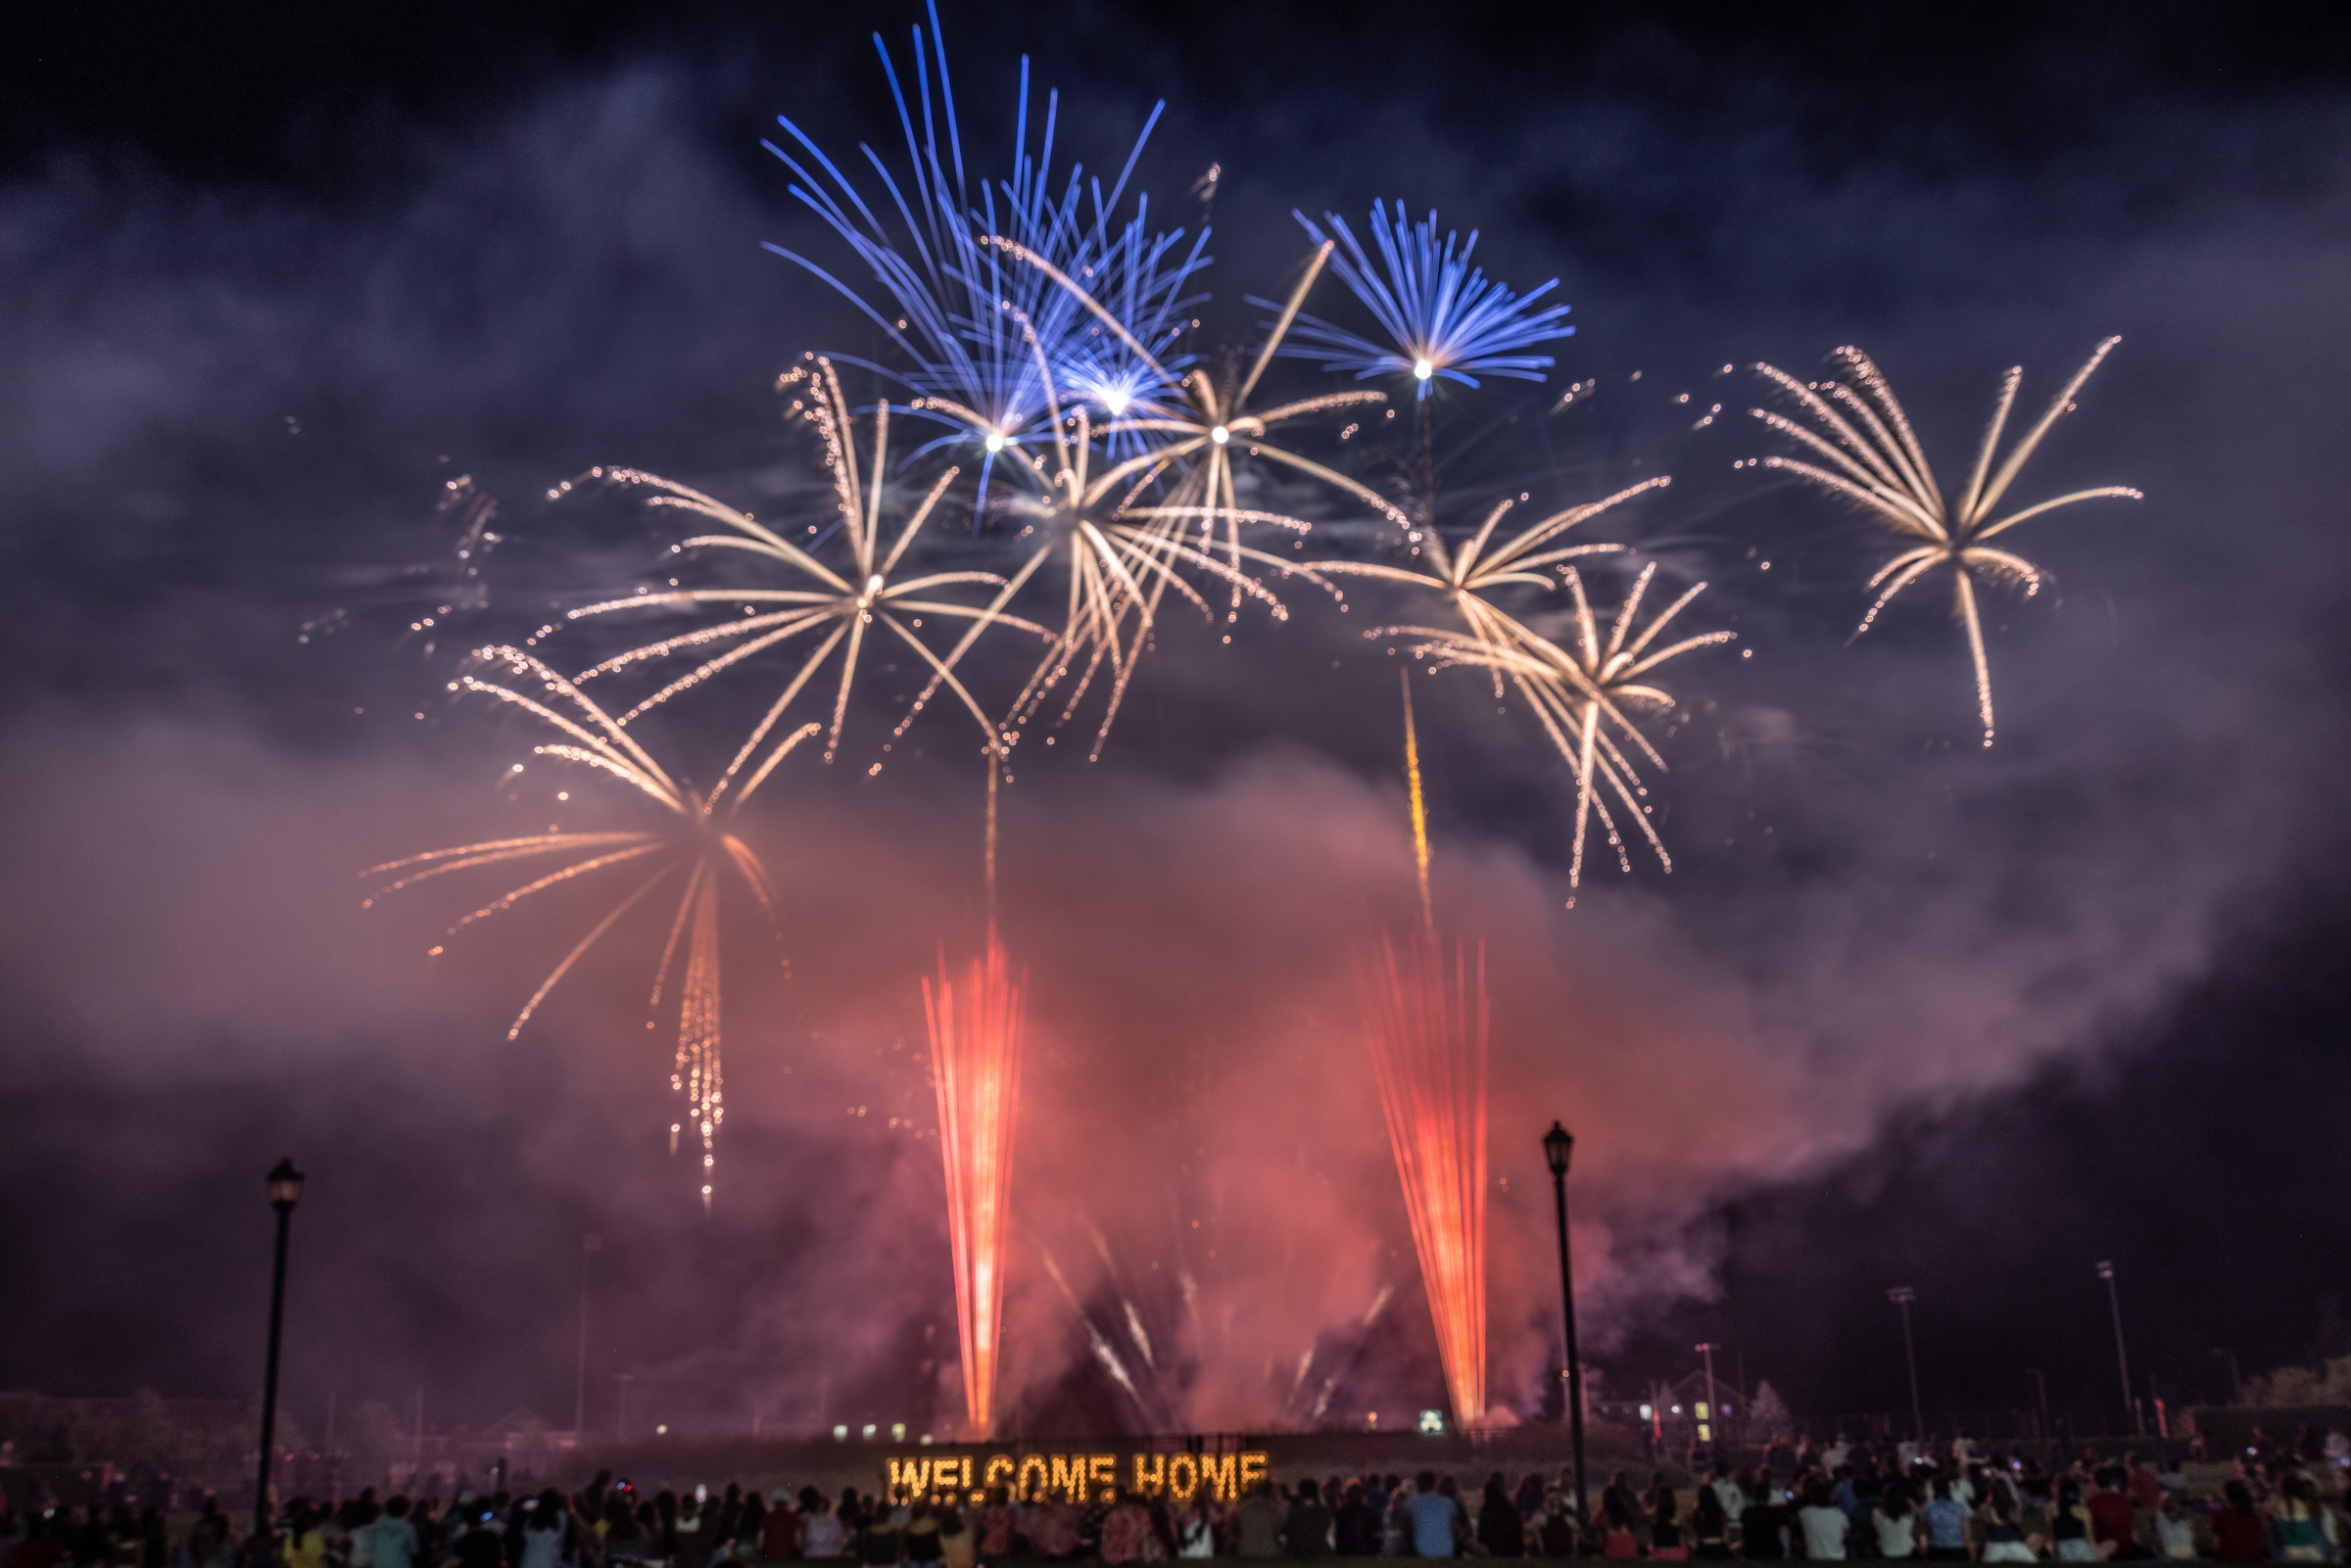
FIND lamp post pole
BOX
[2026,1369,2050,1443]
[574,1235,601,1442]
[1543,1122,1587,1527]
[1887,1287,1924,1443]
[254,1159,305,1568]
[2095,1262,2139,1436]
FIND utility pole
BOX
[2095,1262,2139,1436]
[574,1235,602,1441]
[1695,1343,1723,1462]
[2026,1369,2050,1442]
[1887,1288,1925,1442]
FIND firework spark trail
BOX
[360,647,810,1210]
[924,921,1027,1436]
[1749,338,2140,745]
[993,233,1400,614]
[1319,483,1727,896]
[1357,675,1490,1426]
[1272,202,1575,400]
[894,318,1327,761]
[564,357,1045,774]
[1415,559,1733,901]
[1360,929,1490,1426]
[761,0,1207,518]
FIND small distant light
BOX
[1210,425,1230,446]
[655,1424,668,1435]
[1639,1404,1654,1420]
[867,574,885,595]
[833,1425,849,1441]
[1413,357,1433,381]
[862,1424,878,1440]
[890,1423,907,1442]
[1417,1409,1445,1436]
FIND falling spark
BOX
[1750,338,2140,745]
[361,649,809,1209]
[1359,679,1489,1427]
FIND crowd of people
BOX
[3,1435,2349,1565]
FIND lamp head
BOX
[1543,1120,1573,1176]
[266,1157,305,1212]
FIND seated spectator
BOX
[1739,1482,1790,1561]
[1403,1475,1457,1560]
[1795,1482,1848,1562]
[1687,1485,1730,1559]
[1473,1477,1520,1560]
[1332,1484,1379,1556]
[1282,1481,1331,1559]
[1648,1490,1685,1561]
[1235,1485,1284,1560]
[1920,1480,1970,1561]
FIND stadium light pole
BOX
[254,1158,305,1568]
[2095,1261,2140,1435]
[1887,1287,1924,1442]
[1543,1121,1587,1527]
[574,1234,602,1441]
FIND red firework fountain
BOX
[1360,674,1490,1426]
[924,927,1026,1435]
[924,756,1028,1435]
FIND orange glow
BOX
[923,927,1027,1436]
[1361,926,1490,1428]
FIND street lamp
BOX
[255,1158,305,1567]
[2095,1262,2139,1436]
[1887,1287,1924,1443]
[1542,1121,1587,1526]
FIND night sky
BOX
[4,1,2349,1445]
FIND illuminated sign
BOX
[883,1450,1270,1504]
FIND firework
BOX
[924,921,1027,1436]
[564,357,1046,774]
[1314,484,1704,890]
[895,320,1326,760]
[1423,556,1733,899]
[362,649,809,1208]
[1359,674,1489,1425]
[762,3,1206,516]
[1275,203,1574,400]
[1751,338,2140,745]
